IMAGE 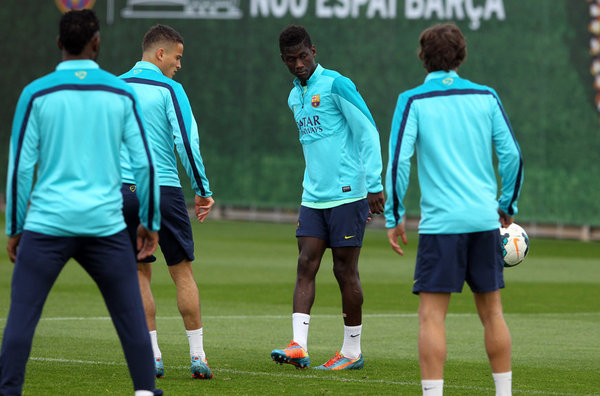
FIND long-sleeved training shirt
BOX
[384,70,523,233]
[287,64,383,208]
[6,59,160,237]
[119,61,212,197]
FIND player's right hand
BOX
[6,234,22,263]
[195,195,215,223]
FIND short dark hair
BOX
[142,24,184,53]
[418,23,467,73]
[279,25,313,54]
[59,9,100,56]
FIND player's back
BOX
[404,72,517,233]
[120,62,186,187]
[11,60,141,237]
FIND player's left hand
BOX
[387,223,407,256]
[498,208,513,228]
[6,234,22,263]
[367,191,385,216]
[136,225,158,260]
[195,195,215,223]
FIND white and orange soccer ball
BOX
[500,223,529,267]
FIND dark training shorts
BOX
[412,229,505,294]
[122,184,195,266]
[296,198,369,248]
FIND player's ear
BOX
[91,32,100,53]
[155,47,165,62]
[311,45,317,58]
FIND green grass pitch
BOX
[0,218,598,395]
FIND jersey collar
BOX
[56,60,100,70]
[294,64,324,88]
[132,61,163,74]
[425,69,459,83]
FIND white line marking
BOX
[28,357,579,395]
[9,312,598,322]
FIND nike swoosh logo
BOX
[350,334,360,338]
[303,322,309,325]
[424,387,435,391]
[344,235,356,239]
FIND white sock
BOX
[422,379,443,396]
[134,391,154,396]
[340,324,362,359]
[292,313,310,351]
[186,328,205,360]
[149,330,161,359]
[493,371,512,396]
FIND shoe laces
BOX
[323,351,343,367]
[192,355,208,364]
[283,341,308,358]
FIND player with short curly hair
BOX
[385,23,523,396]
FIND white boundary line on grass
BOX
[10,312,599,322]
[28,357,579,395]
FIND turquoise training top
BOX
[288,64,383,208]
[384,70,523,233]
[119,61,212,197]
[6,60,160,237]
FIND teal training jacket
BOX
[119,61,212,197]
[6,60,160,237]
[384,70,523,233]
[287,64,383,207]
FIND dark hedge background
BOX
[1,1,598,225]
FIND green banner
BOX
[1,0,598,225]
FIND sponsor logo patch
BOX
[74,71,87,80]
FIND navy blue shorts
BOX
[413,229,505,294]
[0,230,154,393]
[296,199,369,248]
[122,184,195,266]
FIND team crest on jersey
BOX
[55,0,96,13]
[443,77,454,85]
[311,95,321,108]
[133,69,142,74]
[75,71,87,80]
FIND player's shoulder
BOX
[456,76,497,94]
[320,68,360,98]
[396,82,431,105]
[21,71,56,96]
[321,66,344,81]
[96,70,140,97]
[121,66,185,90]
[321,67,352,87]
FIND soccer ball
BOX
[500,223,529,267]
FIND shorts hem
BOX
[165,252,194,267]
[470,284,504,293]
